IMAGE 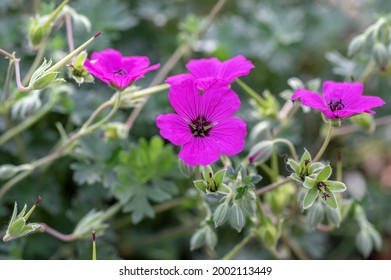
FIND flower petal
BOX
[168,80,201,121]
[218,55,255,83]
[200,86,241,123]
[186,57,220,79]
[166,73,194,85]
[122,56,150,73]
[89,48,122,73]
[209,117,246,156]
[322,81,363,105]
[179,137,220,166]
[156,114,192,145]
[292,89,327,110]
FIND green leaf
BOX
[325,206,341,227]
[229,204,245,232]
[316,165,332,182]
[287,158,300,173]
[319,189,338,209]
[190,227,206,251]
[214,203,229,227]
[205,226,218,249]
[303,177,317,189]
[356,229,373,258]
[308,162,324,175]
[367,224,382,251]
[290,173,302,182]
[326,180,347,193]
[194,180,207,192]
[71,162,102,185]
[303,187,318,209]
[308,202,324,227]
[299,149,311,171]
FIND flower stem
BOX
[235,78,265,106]
[65,13,75,52]
[39,223,76,242]
[2,59,14,102]
[281,233,309,260]
[313,121,333,162]
[255,177,291,196]
[273,138,298,161]
[222,234,254,260]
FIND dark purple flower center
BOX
[317,181,330,200]
[190,116,212,137]
[328,98,345,112]
[113,68,127,76]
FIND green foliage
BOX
[113,136,178,223]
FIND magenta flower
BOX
[84,48,160,90]
[166,55,255,90]
[292,81,385,119]
[156,80,247,166]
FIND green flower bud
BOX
[0,164,19,180]
[102,122,127,141]
[350,113,375,133]
[28,59,65,91]
[67,51,94,85]
[73,209,109,239]
[373,42,389,68]
[257,90,280,119]
[28,16,51,48]
[247,140,274,165]
[348,34,366,57]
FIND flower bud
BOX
[0,164,19,180]
[102,122,127,141]
[350,113,375,133]
[3,198,42,242]
[28,59,65,91]
[28,16,51,48]
[73,209,109,239]
[257,90,280,119]
[247,140,274,165]
[67,51,94,85]
[348,34,366,57]
[373,42,389,68]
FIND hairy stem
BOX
[273,138,298,161]
[0,93,60,147]
[256,177,291,196]
[313,121,333,162]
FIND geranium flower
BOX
[292,81,385,119]
[156,80,247,166]
[166,55,254,90]
[84,48,160,90]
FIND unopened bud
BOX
[373,42,389,68]
[350,113,375,133]
[247,140,274,165]
[348,34,366,57]
[102,122,127,141]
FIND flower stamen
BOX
[328,98,345,112]
[190,116,212,137]
[113,69,127,76]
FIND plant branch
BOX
[313,121,333,162]
[256,177,291,196]
[39,223,76,242]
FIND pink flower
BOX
[166,55,255,90]
[84,48,160,90]
[156,80,247,166]
[292,81,385,119]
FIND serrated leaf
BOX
[326,180,347,193]
[316,165,332,182]
[303,187,318,209]
[71,162,102,185]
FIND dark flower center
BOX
[328,98,345,112]
[316,181,330,200]
[113,69,127,76]
[190,116,212,137]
